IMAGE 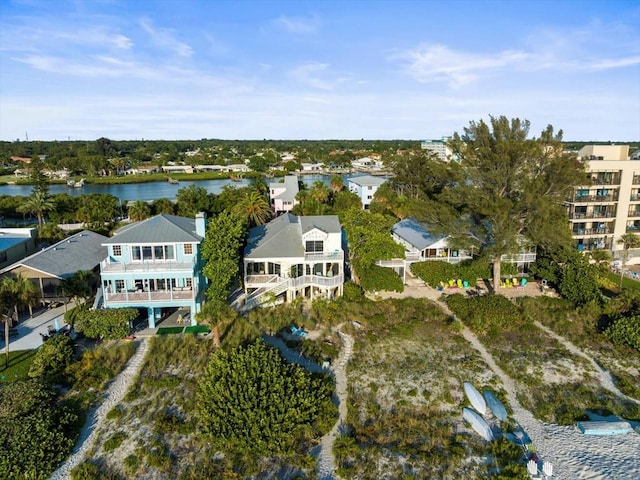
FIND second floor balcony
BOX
[101,257,196,274]
[103,286,197,305]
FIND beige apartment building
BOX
[565,145,640,264]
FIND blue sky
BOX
[0,0,638,141]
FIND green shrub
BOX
[605,314,640,352]
[106,405,125,420]
[74,308,137,340]
[123,454,141,476]
[28,335,75,381]
[0,381,79,480]
[411,259,490,287]
[445,294,522,335]
[197,340,337,457]
[343,281,364,301]
[70,461,101,480]
[359,264,403,293]
[66,341,136,391]
[103,431,128,452]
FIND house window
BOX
[305,240,323,253]
[367,186,372,190]
[113,245,122,256]
[131,246,141,261]
[142,246,153,260]
[268,263,281,275]
[185,278,192,289]
[184,243,193,255]
[115,279,124,291]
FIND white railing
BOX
[304,251,344,262]
[103,286,197,304]
[500,253,537,263]
[101,257,195,273]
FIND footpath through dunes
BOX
[50,338,150,480]
[264,326,354,480]
[369,278,640,480]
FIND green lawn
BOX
[156,325,211,335]
[602,271,640,292]
[0,349,37,382]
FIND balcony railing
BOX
[626,225,640,233]
[633,175,640,185]
[589,176,621,185]
[572,228,612,236]
[101,257,196,273]
[631,194,640,202]
[500,252,537,263]
[245,274,344,289]
[304,251,344,262]
[628,209,640,218]
[566,194,618,203]
[568,211,615,220]
[578,242,612,251]
[103,287,196,304]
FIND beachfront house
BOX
[242,213,344,309]
[391,218,473,263]
[269,175,300,215]
[348,175,387,209]
[0,230,107,305]
[98,213,207,327]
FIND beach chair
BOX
[448,279,455,288]
[542,462,553,478]
[457,279,463,288]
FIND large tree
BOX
[201,212,246,304]
[450,116,586,288]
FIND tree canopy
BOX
[448,116,586,287]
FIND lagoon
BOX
[0,174,370,203]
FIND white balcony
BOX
[101,257,195,273]
[103,287,196,305]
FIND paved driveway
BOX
[0,305,69,351]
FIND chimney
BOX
[195,212,206,238]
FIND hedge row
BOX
[411,260,491,287]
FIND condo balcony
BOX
[568,210,616,220]
[588,173,621,185]
[566,193,618,203]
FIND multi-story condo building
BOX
[99,213,207,327]
[566,145,640,263]
[420,137,453,162]
[241,213,344,309]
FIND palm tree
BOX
[196,299,234,347]
[128,200,151,222]
[329,174,344,192]
[17,189,54,228]
[617,233,640,288]
[7,274,40,318]
[0,274,38,368]
[233,190,272,227]
[59,270,97,308]
[309,181,331,214]
[152,198,175,215]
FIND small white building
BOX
[269,175,300,214]
[391,218,472,263]
[347,175,387,209]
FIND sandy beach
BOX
[370,275,640,480]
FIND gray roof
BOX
[245,213,341,259]
[269,175,299,202]
[105,214,202,244]
[392,218,442,250]
[348,175,387,187]
[2,230,107,279]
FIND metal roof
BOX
[2,230,107,279]
[104,214,202,244]
[348,175,387,187]
[392,218,443,250]
[269,175,299,201]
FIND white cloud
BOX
[390,44,529,88]
[290,62,335,90]
[274,14,319,34]
[139,18,193,57]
